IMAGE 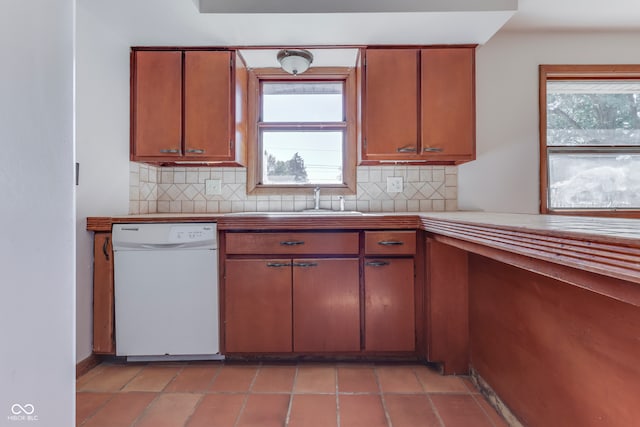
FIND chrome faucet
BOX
[313,186,321,210]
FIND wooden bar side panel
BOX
[92,232,115,354]
[426,238,469,374]
[469,254,640,427]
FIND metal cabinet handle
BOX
[267,262,291,268]
[397,145,417,153]
[102,237,110,261]
[186,148,205,154]
[366,260,390,267]
[378,240,404,246]
[159,149,180,154]
[280,241,305,246]
[423,147,443,152]
[292,262,318,268]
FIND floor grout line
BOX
[426,393,447,427]
[470,392,502,427]
[283,365,299,427]
[373,365,393,427]
[335,365,341,427]
[77,392,117,426]
[181,393,206,427]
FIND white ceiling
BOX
[503,0,640,31]
[81,0,640,49]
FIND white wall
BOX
[0,1,75,425]
[75,3,131,361]
[460,30,640,213]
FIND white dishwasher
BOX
[112,223,222,361]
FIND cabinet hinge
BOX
[230,56,233,68]
[363,138,367,148]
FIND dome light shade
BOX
[277,49,314,75]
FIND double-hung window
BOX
[540,65,640,217]
[246,67,356,194]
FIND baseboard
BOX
[76,353,100,379]
[470,367,524,427]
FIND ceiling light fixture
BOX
[277,49,314,75]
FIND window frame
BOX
[539,64,640,218]
[246,66,357,195]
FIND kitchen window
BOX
[246,67,357,194]
[540,65,640,217]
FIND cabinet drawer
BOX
[226,232,359,255]
[364,231,416,255]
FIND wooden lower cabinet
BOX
[224,258,360,353]
[364,257,415,351]
[222,230,418,356]
[293,258,360,352]
[224,259,293,353]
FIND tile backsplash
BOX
[129,162,457,214]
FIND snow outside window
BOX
[545,79,640,211]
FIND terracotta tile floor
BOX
[77,362,509,427]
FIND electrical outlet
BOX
[386,176,403,193]
[205,179,222,195]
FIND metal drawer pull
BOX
[423,147,443,152]
[280,240,305,246]
[103,237,110,261]
[397,146,417,153]
[186,148,205,154]
[159,149,180,154]
[293,262,318,268]
[267,262,291,268]
[378,240,404,246]
[366,261,390,267]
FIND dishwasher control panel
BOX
[112,223,217,250]
[168,225,215,243]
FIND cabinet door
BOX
[225,259,292,353]
[365,258,415,352]
[184,51,233,160]
[93,233,115,354]
[421,48,475,161]
[132,50,182,159]
[363,49,420,159]
[293,258,360,352]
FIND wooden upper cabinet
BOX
[184,51,232,159]
[133,50,183,158]
[131,49,245,165]
[363,49,420,159]
[361,47,476,164]
[421,48,475,161]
